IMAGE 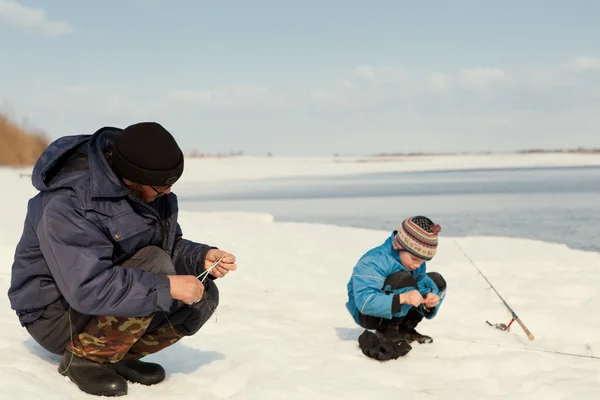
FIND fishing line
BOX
[197,256,224,282]
[196,256,223,322]
[440,336,599,361]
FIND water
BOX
[178,165,600,253]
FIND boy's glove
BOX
[357,330,412,361]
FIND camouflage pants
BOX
[66,246,220,363]
[66,315,182,363]
[66,285,218,364]
[27,246,219,362]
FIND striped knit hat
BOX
[392,216,442,261]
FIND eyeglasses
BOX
[149,185,172,195]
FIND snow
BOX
[176,152,600,183]
[1,155,600,399]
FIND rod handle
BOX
[517,318,535,341]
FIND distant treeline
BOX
[371,148,600,157]
[516,148,600,154]
[187,150,274,158]
[370,151,477,157]
[187,150,245,158]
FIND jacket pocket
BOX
[106,213,153,242]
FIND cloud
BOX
[459,67,509,89]
[311,55,600,111]
[310,67,408,109]
[427,72,448,92]
[45,56,597,127]
[0,0,72,37]
[168,84,293,110]
[310,81,363,109]
[353,65,406,83]
[570,55,600,72]
[7,55,600,156]
[14,83,296,139]
[297,55,600,152]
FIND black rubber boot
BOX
[58,351,128,397]
[396,317,433,344]
[113,359,166,385]
[376,314,433,344]
[358,329,412,361]
[375,324,407,343]
[389,326,433,344]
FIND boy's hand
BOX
[399,290,423,307]
[423,293,440,308]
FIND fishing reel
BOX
[486,319,513,331]
[487,321,509,331]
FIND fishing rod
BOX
[454,241,535,341]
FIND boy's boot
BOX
[395,310,433,344]
[358,329,412,361]
[376,310,433,344]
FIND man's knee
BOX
[121,246,176,275]
[179,280,219,336]
[427,272,446,292]
[382,271,417,292]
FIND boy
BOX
[345,216,447,361]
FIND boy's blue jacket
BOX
[345,232,445,324]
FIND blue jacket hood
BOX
[31,127,129,198]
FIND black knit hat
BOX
[111,122,184,186]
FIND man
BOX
[345,216,447,361]
[8,122,237,397]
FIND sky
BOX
[1,0,600,156]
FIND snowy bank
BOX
[2,212,600,398]
[1,160,600,399]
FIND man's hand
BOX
[204,249,237,278]
[168,275,205,305]
[399,290,423,307]
[423,293,440,308]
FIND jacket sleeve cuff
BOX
[391,294,402,313]
[154,274,173,312]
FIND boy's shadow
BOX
[23,338,224,375]
[335,327,363,341]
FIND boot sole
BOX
[66,375,128,397]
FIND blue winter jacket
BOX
[8,127,214,326]
[345,232,445,324]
